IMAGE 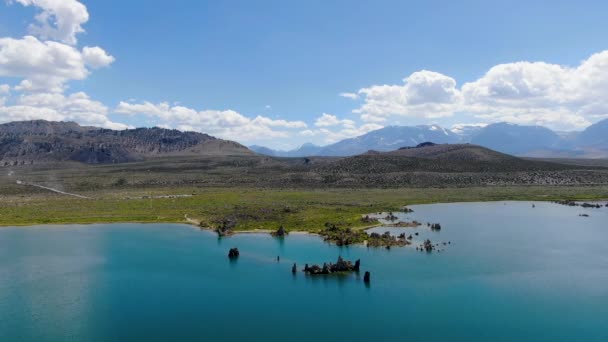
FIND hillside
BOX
[0,120,252,166]
[316,143,571,174]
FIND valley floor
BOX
[1,185,607,231]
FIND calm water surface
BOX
[1,201,607,341]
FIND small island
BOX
[303,256,360,275]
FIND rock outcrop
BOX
[272,225,288,237]
[0,120,252,166]
[423,239,434,252]
[303,257,361,275]
[367,231,410,247]
[228,248,240,259]
[430,223,442,231]
[554,200,603,208]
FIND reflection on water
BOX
[1,202,608,341]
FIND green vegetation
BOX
[1,185,607,231]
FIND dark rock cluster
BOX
[430,223,442,231]
[386,220,421,227]
[303,257,360,275]
[384,212,398,221]
[553,200,603,208]
[367,231,410,248]
[228,248,240,259]
[215,218,236,237]
[416,239,450,252]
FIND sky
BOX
[1,0,608,149]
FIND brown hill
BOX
[0,120,253,166]
[318,143,575,173]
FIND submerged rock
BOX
[423,239,434,252]
[363,271,371,283]
[228,248,240,259]
[430,223,442,231]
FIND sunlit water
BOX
[1,201,607,341]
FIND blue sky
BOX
[1,1,608,149]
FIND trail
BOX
[184,214,203,226]
[16,180,92,199]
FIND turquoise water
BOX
[1,201,607,341]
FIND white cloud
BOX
[0,35,114,93]
[115,101,308,143]
[1,35,85,92]
[0,84,9,94]
[304,113,383,144]
[82,46,115,68]
[339,92,359,100]
[356,70,460,123]
[251,116,307,129]
[354,51,608,130]
[315,113,356,127]
[14,0,89,45]
[0,91,127,129]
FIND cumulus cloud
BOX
[356,70,460,123]
[303,113,383,144]
[354,52,608,130]
[0,36,114,93]
[0,0,120,129]
[115,101,308,143]
[0,91,127,129]
[82,46,115,68]
[315,113,356,127]
[14,0,89,45]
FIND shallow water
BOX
[1,201,607,341]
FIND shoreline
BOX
[1,198,606,231]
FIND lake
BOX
[1,201,607,341]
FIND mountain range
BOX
[251,120,608,158]
[1,119,608,167]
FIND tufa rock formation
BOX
[303,256,360,275]
[363,271,371,283]
[228,248,240,259]
[272,225,288,237]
